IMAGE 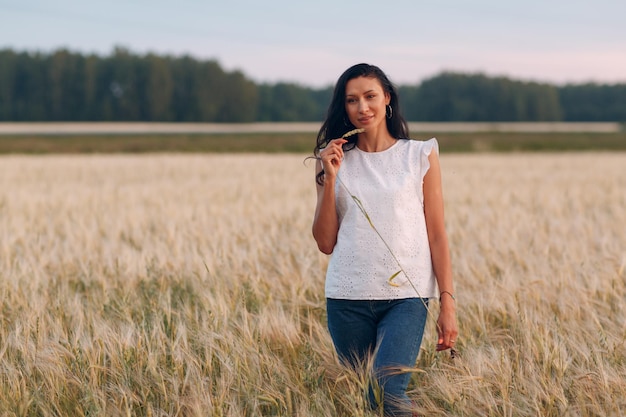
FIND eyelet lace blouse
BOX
[325,138,439,300]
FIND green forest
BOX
[1,47,625,122]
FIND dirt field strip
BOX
[0,121,621,135]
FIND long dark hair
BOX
[313,63,409,185]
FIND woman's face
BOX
[344,76,391,130]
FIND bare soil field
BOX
[0,121,622,135]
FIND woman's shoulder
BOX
[402,137,439,154]
[404,137,438,145]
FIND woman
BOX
[312,63,458,416]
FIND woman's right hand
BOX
[319,138,348,180]
[313,138,347,254]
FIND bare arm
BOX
[423,150,458,351]
[312,139,347,254]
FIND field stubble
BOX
[0,151,625,416]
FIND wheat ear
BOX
[341,128,365,138]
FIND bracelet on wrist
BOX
[439,291,455,302]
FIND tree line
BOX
[1,47,625,122]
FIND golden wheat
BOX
[0,151,624,416]
[341,128,366,138]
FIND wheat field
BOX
[1,151,625,416]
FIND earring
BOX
[386,105,393,119]
[343,117,350,126]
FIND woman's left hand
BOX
[436,305,458,351]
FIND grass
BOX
[0,131,625,154]
[1,152,625,416]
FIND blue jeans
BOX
[327,298,429,417]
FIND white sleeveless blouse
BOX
[325,138,439,300]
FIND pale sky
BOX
[1,0,625,87]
